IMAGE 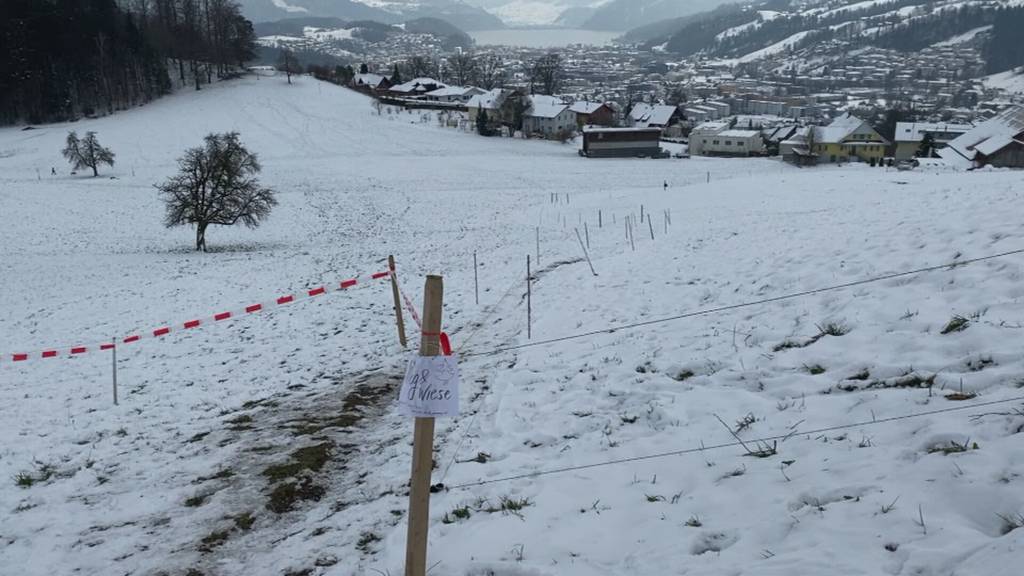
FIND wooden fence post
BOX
[527,255,532,340]
[389,255,408,348]
[648,215,655,241]
[599,209,602,228]
[404,275,443,576]
[473,251,479,305]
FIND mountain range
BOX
[235,0,505,30]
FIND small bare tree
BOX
[448,52,477,86]
[62,131,115,177]
[475,53,505,89]
[277,49,300,84]
[157,132,277,252]
[530,53,563,96]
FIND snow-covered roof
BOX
[630,103,679,127]
[691,120,730,134]
[526,95,569,119]
[425,86,482,98]
[718,130,762,138]
[354,73,387,86]
[390,78,446,93]
[894,122,974,143]
[942,106,1024,162]
[467,88,505,111]
[814,113,882,143]
[570,102,607,115]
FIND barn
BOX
[580,127,667,158]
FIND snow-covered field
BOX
[2,76,1024,576]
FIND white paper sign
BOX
[397,355,460,418]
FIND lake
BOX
[469,29,620,48]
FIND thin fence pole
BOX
[389,255,408,348]
[536,227,540,266]
[648,215,655,241]
[641,204,644,223]
[112,339,118,406]
[575,228,598,276]
[527,255,532,340]
[598,210,602,228]
[473,251,479,306]
[584,221,590,249]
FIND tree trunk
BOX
[92,164,98,177]
[196,223,207,252]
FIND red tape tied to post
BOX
[422,331,453,356]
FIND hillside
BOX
[628,0,1024,74]
[3,76,1024,575]
[237,0,504,30]
[581,0,728,31]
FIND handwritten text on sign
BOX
[398,355,460,417]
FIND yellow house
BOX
[811,113,889,163]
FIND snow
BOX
[942,105,1024,162]
[526,95,568,118]
[304,26,355,41]
[720,31,812,66]
[3,76,1024,576]
[933,25,992,47]
[984,69,1024,94]
[819,0,899,18]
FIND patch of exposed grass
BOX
[997,513,1024,535]
[443,505,473,524]
[267,477,325,514]
[817,322,850,337]
[198,530,230,553]
[945,392,978,401]
[685,515,702,527]
[941,315,970,335]
[234,512,255,531]
[672,370,695,382]
[262,442,332,483]
[803,364,827,375]
[227,414,253,425]
[194,469,234,484]
[356,531,381,552]
[187,431,210,443]
[185,493,209,508]
[927,439,979,455]
[848,369,871,381]
[773,339,805,352]
[14,472,35,488]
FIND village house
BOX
[467,88,506,125]
[628,103,684,136]
[422,86,485,104]
[570,102,616,128]
[893,121,974,159]
[352,73,392,94]
[810,113,888,163]
[388,78,446,98]
[580,127,666,158]
[940,105,1024,169]
[523,95,577,138]
[687,120,765,157]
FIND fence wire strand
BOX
[445,395,1024,490]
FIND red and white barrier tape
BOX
[394,276,452,356]
[2,270,392,363]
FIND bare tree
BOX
[405,56,436,79]
[277,49,300,84]
[475,54,505,90]
[62,131,115,177]
[157,132,277,252]
[530,52,563,96]
[448,52,477,86]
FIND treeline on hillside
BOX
[983,7,1024,74]
[871,5,995,52]
[1,0,257,126]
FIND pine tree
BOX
[476,108,491,136]
[62,131,116,177]
[392,64,403,84]
[360,63,369,74]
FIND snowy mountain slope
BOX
[635,0,1015,67]
[237,0,505,29]
[3,77,1024,576]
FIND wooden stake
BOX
[641,204,644,223]
[389,256,408,348]
[599,209,602,228]
[648,215,655,241]
[535,227,540,265]
[405,275,443,576]
[584,221,590,249]
[112,339,118,406]
[473,251,479,306]
[526,255,532,340]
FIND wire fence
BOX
[445,394,1024,491]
